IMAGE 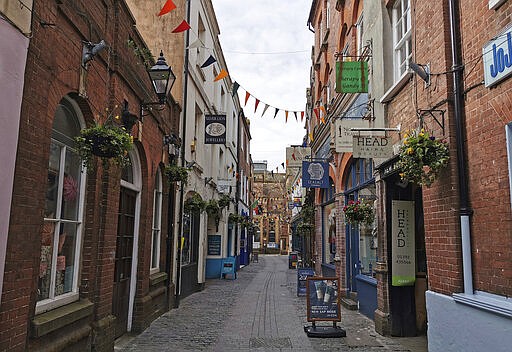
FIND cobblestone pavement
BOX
[116,255,427,352]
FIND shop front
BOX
[344,158,377,319]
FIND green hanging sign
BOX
[335,61,368,93]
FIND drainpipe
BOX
[448,0,473,294]
[175,0,192,308]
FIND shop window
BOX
[345,159,377,278]
[150,169,163,273]
[392,0,412,81]
[182,197,200,266]
[38,97,85,313]
[322,177,336,265]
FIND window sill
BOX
[453,291,512,319]
[31,299,94,338]
[380,71,412,103]
[356,274,377,286]
[150,271,168,286]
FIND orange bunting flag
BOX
[245,91,250,106]
[158,0,176,16]
[313,108,320,120]
[285,111,289,122]
[214,69,228,81]
[319,105,326,117]
[320,117,326,124]
[172,20,191,33]
[309,132,314,142]
[301,111,304,122]
[254,99,260,113]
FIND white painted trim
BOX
[453,291,512,318]
[489,0,507,10]
[125,149,142,333]
[380,71,412,103]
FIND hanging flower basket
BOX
[75,123,133,170]
[165,164,189,184]
[343,200,374,225]
[218,194,231,209]
[228,213,244,224]
[397,129,450,187]
[184,194,206,213]
[297,222,314,236]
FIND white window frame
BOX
[392,0,412,82]
[150,169,163,274]
[36,97,86,314]
[489,0,507,10]
[356,14,364,56]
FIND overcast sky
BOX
[212,0,313,172]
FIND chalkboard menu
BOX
[306,277,341,322]
[297,268,315,296]
[207,235,221,255]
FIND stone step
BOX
[340,297,358,310]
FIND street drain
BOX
[249,337,292,348]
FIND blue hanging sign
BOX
[302,161,329,188]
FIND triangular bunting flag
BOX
[309,132,314,142]
[214,69,228,81]
[281,162,285,169]
[319,105,327,117]
[187,39,202,49]
[262,104,270,117]
[172,20,191,33]
[301,111,304,122]
[313,108,320,120]
[158,0,176,16]
[292,152,296,160]
[254,99,260,113]
[244,92,250,106]
[321,117,326,124]
[294,111,298,121]
[200,55,217,68]
[232,82,240,96]
[274,108,279,119]
[285,111,289,122]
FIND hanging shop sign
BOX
[302,161,329,188]
[335,61,368,93]
[483,28,512,87]
[286,146,311,169]
[334,118,368,153]
[352,135,393,159]
[205,114,226,144]
[391,200,416,286]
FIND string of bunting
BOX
[157,0,328,127]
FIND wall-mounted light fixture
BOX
[409,62,431,87]
[140,51,176,121]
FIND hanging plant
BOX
[74,107,133,170]
[343,200,374,225]
[165,164,189,185]
[297,222,314,236]
[228,213,244,224]
[184,194,206,213]
[205,199,220,216]
[218,194,231,209]
[397,129,450,187]
[127,39,154,68]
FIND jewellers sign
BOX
[483,27,512,87]
[352,135,393,159]
[391,200,415,286]
[205,114,226,144]
[334,118,367,153]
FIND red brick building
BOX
[0,0,180,350]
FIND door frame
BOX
[119,148,142,333]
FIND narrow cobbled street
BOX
[116,255,426,352]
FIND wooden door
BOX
[113,188,136,338]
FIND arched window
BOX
[150,169,163,273]
[39,96,85,311]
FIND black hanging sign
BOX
[205,114,226,144]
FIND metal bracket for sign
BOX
[350,124,401,137]
[418,109,445,135]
